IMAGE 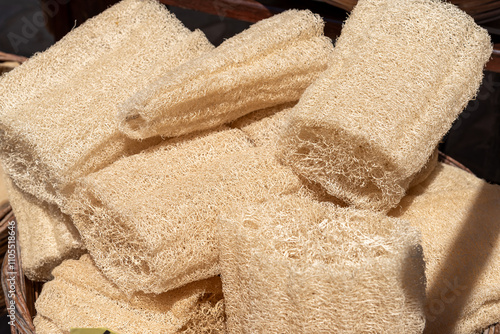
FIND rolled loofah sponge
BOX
[389,163,500,334]
[278,0,492,212]
[118,9,333,139]
[219,195,426,333]
[69,128,304,295]
[34,254,225,334]
[4,176,85,281]
[0,0,214,207]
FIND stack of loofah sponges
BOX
[278,0,492,212]
[118,9,333,139]
[69,128,304,295]
[390,163,500,334]
[4,177,85,281]
[0,0,213,207]
[219,195,426,333]
[34,254,225,334]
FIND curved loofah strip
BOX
[389,163,500,334]
[278,0,492,212]
[4,176,85,281]
[34,254,225,334]
[0,0,214,207]
[219,195,426,333]
[118,10,333,139]
[69,128,304,295]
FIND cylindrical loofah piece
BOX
[69,128,304,295]
[34,254,225,334]
[0,0,214,207]
[118,10,334,139]
[278,0,492,212]
[4,176,85,281]
[389,163,500,334]
[219,195,426,333]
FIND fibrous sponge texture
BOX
[69,128,303,295]
[34,255,225,334]
[0,0,213,207]
[278,0,492,212]
[389,163,500,334]
[4,176,85,281]
[118,9,333,139]
[219,195,426,333]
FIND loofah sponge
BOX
[118,10,333,139]
[278,0,492,212]
[4,176,85,281]
[219,195,426,333]
[69,128,304,295]
[34,254,225,334]
[0,0,214,207]
[389,163,500,334]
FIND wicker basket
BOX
[0,153,499,334]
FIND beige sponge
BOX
[118,10,333,139]
[278,0,492,212]
[34,254,225,334]
[4,176,85,281]
[69,128,303,295]
[220,195,426,333]
[0,0,213,207]
[390,163,500,334]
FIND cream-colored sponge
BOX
[34,254,225,334]
[278,0,492,212]
[220,195,426,333]
[0,0,213,207]
[118,10,333,139]
[4,176,85,281]
[69,128,303,295]
[390,163,500,334]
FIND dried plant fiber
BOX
[389,163,500,334]
[219,195,426,333]
[69,128,303,295]
[34,254,225,334]
[231,102,297,152]
[0,164,8,205]
[118,9,333,139]
[0,0,213,207]
[4,176,85,281]
[278,0,492,212]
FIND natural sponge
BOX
[389,163,500,334]
[0,0,213,207]
[278,0,492,212]
[69,128,303,295]
[4,176,85,281]
[118,10,333,139]
[34,254,225,334]
[219,195,426,333]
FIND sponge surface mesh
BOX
[278,0,492,212]
[118,9,333,139]
[220,195,426,333]
[0,0,213,206]
[70,128,304,294]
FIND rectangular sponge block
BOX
[0,0,213,207]
[219,195,426,333]
[118,9,333,139]
[278,0,492,212]
[69,128,304,295]
[4,176,85,281]
[34,254,225,334]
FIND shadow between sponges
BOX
[392,166,500,333]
